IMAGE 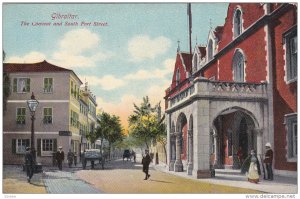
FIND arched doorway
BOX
[174,113,188,172]
[212,108,258,169]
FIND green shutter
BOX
[13,79,17,92]
[12,139,16,154]
[26,79,30,92]
[53,139,57,152]
[37,139,41,156]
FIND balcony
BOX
[168,77,268,109]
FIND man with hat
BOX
[56,146,65,170]
[24,147,34,183]
[142,149,151,180]
[263,142,273,180]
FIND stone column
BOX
[254,128,263,157]
[187,129,193,175]
[174,131,183,172]
[169,133,176,171]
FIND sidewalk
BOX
[3,165,47,194]
[153,163,298,194]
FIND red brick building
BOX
[165,3,297,178]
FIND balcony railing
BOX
[168,78,268,108]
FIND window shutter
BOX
[53,139,57,152]
[37,139,41,156]
[26,79,30,92]
[13,79,17,92]
[12,139,16,154]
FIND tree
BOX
[128,96,166,151]
[95,111,124,160]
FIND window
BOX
[208,39,213,61]
[43,108,52,124]
[44,78,53,93]
[71,110,79,128]
[176,69,180,86]
[285,113,297,161]
[16,108,26,124]
[16,139,30,154]
[233,9,242,38]
[70,81,73,95]
[41,139,56,156]
[233,50,245,82]
[42,139,54,152]
[13,78,30,93]
[284,27,297,83]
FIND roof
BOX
[180,52,192,73]
[214,26,224,41]
[198,46,206,59]
[3,60,72,73]
[3,60,83,84]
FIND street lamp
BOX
[27,92,39,161]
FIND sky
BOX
[3,3,228,130]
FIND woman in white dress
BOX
[248,150,261,183]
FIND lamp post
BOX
[27,92,39,161]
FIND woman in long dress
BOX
[247,150,261,183]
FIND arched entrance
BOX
[212,108,258,169]
[174,113,188,172]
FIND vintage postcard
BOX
[1,2,298,198]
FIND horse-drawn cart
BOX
[82,149,104,169]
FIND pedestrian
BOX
[264,142,273,180]
[56,146,65,170]
[67,149,74,168]
[247,150,261,184]
[132,150,136,163]
[142,149,151,180]
[24,147,34,183]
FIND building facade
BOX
[164,3,297,178]
[3,60,97,165]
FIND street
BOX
[74,159,260,194]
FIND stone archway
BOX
[174,112,188,172]
[212,107,259,169]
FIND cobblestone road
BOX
[43,170,102,194]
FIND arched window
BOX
[233,9,242,38]
[208,39,213,61]
[233,50,245,82]
[176,68,180,85]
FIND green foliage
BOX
[128,96,166,149]
[95,111,124,145]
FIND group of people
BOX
[25,144,273,183]
[24,146,74,183]
[241,142,274,184]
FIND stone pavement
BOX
[153,163,298,194]
[43,170,101,194]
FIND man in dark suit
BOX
[264,143,273,180]
[56,146,65,170]
[24,147,34,183]
[142,149,151,180]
